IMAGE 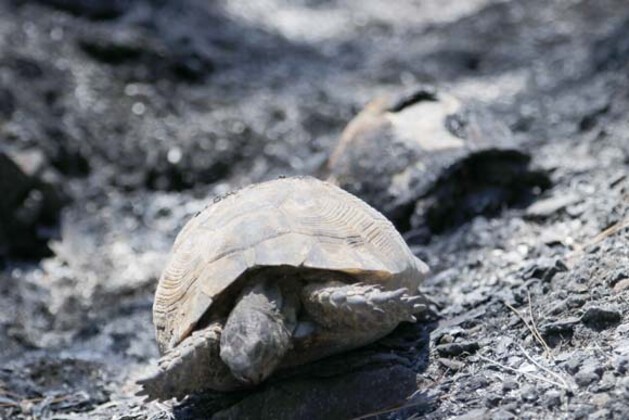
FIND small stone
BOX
[547,300,568,316]
[525,193,580,218]
[591,392,612,407]
[589,409,611,420]
[439,333,455,345]
[566,296,586,308]
[613,278,629,293]
[491,408,516,420]
[522,257,568,282]
[484,393,502,408]
[436,341,480,357]
[520,385,538,402]
[581,307,622,331]
[568,282,590,293]
[563,357,583,374]
[572,405,596,418]
[594,372,617,393]
[494,336,514,354]
[431,326,466,345]
[609,269,629,286]
[575,365,602,387]
[464,375,489,392]
[613,356,628,374]
[455,408,487,420]
[544,390,562,408]
[438,358,465,371]
[502,380,519,392]
[8,149,47,178]
[541,317,579,337]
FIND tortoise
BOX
[137,176,429,401]
[325,86,547,238]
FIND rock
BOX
[78,25,214,83]
[589,409,611,420]
[520,385,538,402]
[325,86,549,235]
[0,151,66,260]
[566,295,586,308]
[438,357,465,371]
[522,257,568,283]
[463,375,489,392]
[613,278,629,293]
[491,408,516,420]
[575,369,600,387]
[581,307,622,331]
[574,360,603,388]
[525,193,580,219]
[543,390,562,408]
[435,341,480,357]
[78,29,148,65]
[591,392,612,408]
[593,372,616,393]
[9,149,48,178]
[613,356,629,374]
[562,356,584,375]
[572,405,596,418]
[540,317,579,346]
[484,393,502,408]
[502,380,519,392]
[455,408,487,420]
[567,281,589,294]
[438,333,456,345]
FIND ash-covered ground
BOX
[0,0,628,419]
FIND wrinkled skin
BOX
[218,272,425,386]
[219,279,297,384]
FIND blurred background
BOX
[0,0,628,418]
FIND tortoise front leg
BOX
[301,281,426,331]
[137,323,241,401]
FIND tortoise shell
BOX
[153,176,428,353]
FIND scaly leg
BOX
[301,281,426,331]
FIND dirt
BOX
[0,0,628,419]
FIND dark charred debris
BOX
[0,0,628,419]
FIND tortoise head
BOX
[219,278,295,385]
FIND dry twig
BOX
[526,290,553,360]
[516,344,572,391]
[568,216,629,262]
[477,355,569,390]
[502,297,552,359]
[586,217,629,247]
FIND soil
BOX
[0,0,627,419]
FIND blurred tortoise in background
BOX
[325,86,549,241]
[138,176,429,401]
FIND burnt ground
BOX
[0,0,628,419]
